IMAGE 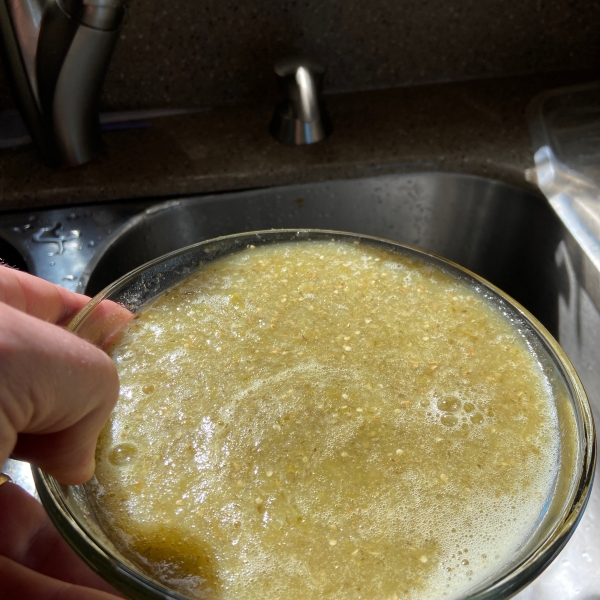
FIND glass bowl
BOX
[32,230,596,600]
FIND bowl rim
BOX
[33,228,597,600]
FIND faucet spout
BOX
[0,0,125,167]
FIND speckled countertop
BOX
[0,70,598,212]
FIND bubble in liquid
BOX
[109,443,138,466]
[463,402,475,413]
[441,414,458,427]
[470,413,484,425]
[437,397,461,412]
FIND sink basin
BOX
[0,172,598,599]
[84,174,564,338]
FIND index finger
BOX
[0,265,89,326]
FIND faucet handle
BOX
[269,57,332,146]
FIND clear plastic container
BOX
[527,82,600,273]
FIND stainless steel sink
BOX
[1,172,598,599]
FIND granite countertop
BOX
[0,70,598,213]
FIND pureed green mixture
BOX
[89,240,560,599]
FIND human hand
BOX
[0,480,125,599]
[0,265,132,598]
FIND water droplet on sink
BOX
[49,261,55,266]
[33,223,79,255]
[63,274,75,281]
[562,559,570,567]
[88,240,96,247]
[582,552,592,563]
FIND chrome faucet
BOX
[269,57,332,145]
[0,0,125,167]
